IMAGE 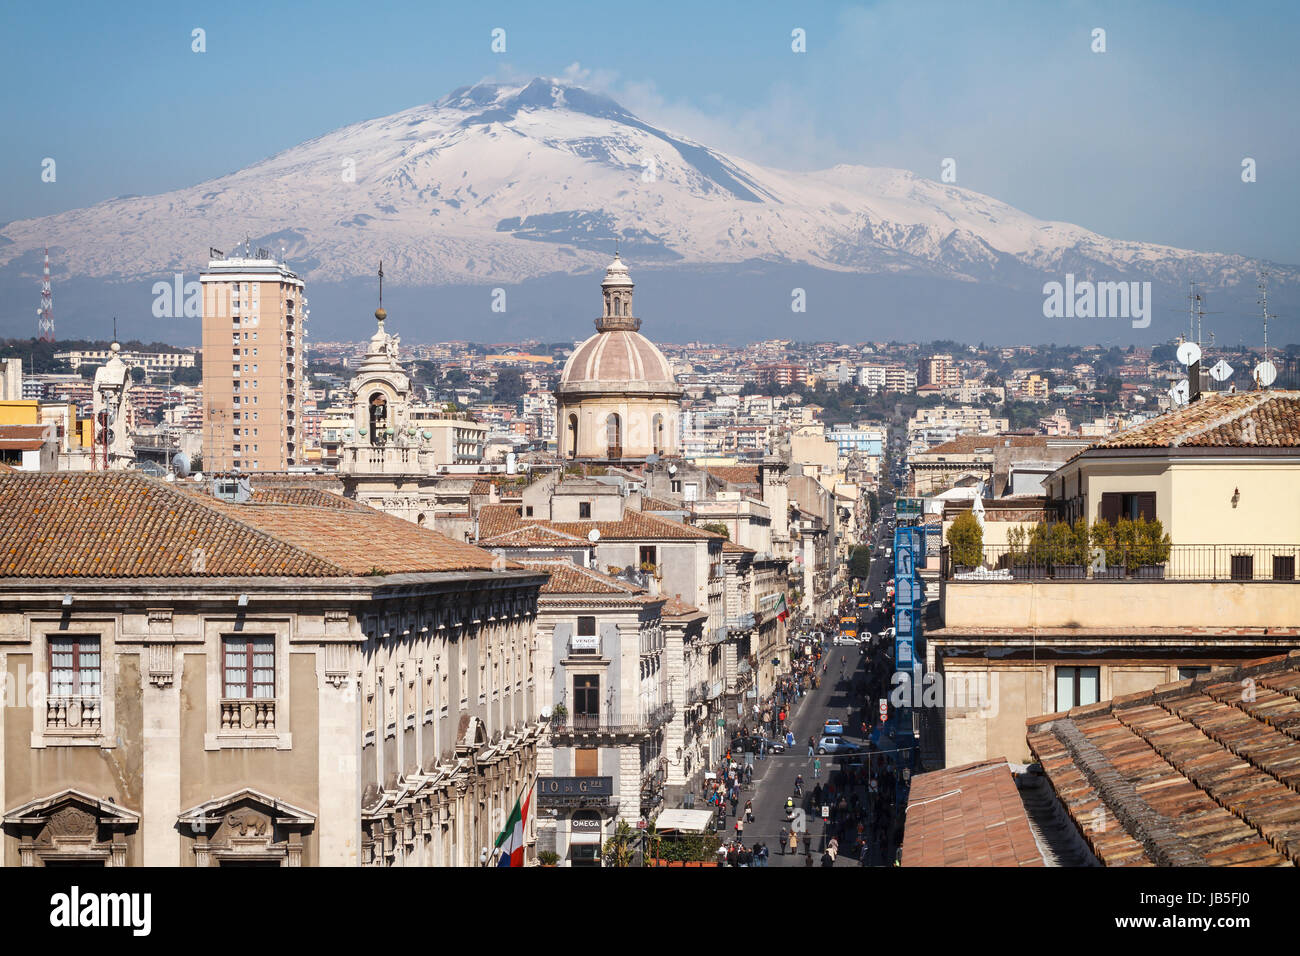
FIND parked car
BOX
[823,719,844,737]
[731,735,785,754]
[816,736,859,755]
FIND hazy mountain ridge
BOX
[0,77,1293,342]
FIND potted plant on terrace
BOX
[946,510,983,574]
[1050,519,1089,579]
[537,850,560,867]
[1132,517,1172,579]
[1089,520,1126,578]
[1007,524,1048,579]
[550,702,568,727]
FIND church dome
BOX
[559,328,676,390]
[556,254,680,396]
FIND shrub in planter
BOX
[1089,521,1126,577]
[537,850,560,867]
[1008,524,1049,578]
[946,511,984,571]
[1133,517,1172,577]
[1051,520,1090,578]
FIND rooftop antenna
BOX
[1254,271,1279,390]
[1258,271,1275,365]
[38,247,54,342]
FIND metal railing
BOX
[552,703,675,736]
[945,545,1300,582]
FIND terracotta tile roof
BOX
[481,524,586,548]
[0,462,16,474]
[551,510,720,542]
[1091,391,1300,449]
[722,540,754,554]
[0,440,44,451]
[902,759,1046,867]
[638,494,682,512]
[0,472,512,578]
[1026,650,1300,866]
[470,480,493,496]
[248,487,372,511]
[520,558,647,596]
[916,435,1049,456]
[660,593,703,618]
[477,503,526,539]
[477,503,719,543]
[708,466,759,486]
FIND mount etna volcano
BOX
[1,77,1294,345]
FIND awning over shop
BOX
[652,809,716,833]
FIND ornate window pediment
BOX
[3,789,139,867]
[178,789,315,867]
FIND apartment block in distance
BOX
[201,250,305,472]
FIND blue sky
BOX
[2,0,1297,263]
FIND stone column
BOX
[317,650,362,866]
[141,643,180,865]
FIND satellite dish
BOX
[1208,359,1234,382]
[1254,361,1278,388]
[587,528,600,544]
[541,706,553,721]
[1176,341,1202,366]
[1168,379,1189,406]
[173,452,191,478]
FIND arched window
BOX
[369,393,388,445]
[606,413,622,459]
[652,413,664,455]
[567,414,579,459]
[417,513,426,527]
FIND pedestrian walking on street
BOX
[814,758,821,779]
[779,826,789,854]
[788,829,799,855]
[745,799,754,823]
[807,736,815,757]
[735,818,744,841]
[759,738,766,760]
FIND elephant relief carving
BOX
[225,811,269,838]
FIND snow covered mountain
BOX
[1,77,1293,342]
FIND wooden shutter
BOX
[1099,493,1122,525]
[1135,492,1157,522]
[1230,554,1254,580]
[1273,555,1296,581]
[575,747,598,777]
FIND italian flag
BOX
[494,784,533,867]
[776,593,789,622]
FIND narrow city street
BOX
[713,512,899,867]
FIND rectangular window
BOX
[1099,492,1156,524]
[224,636,275,699]
[579,502,591,519]
[49,637,101,698]
[1272,555,1295,581]
[573,675,600,718]
[1055,666,1099,710]
[577,616,596,637]
[639,546,658,568]
[1230,554,1254,580]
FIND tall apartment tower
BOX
[200,250,305,472]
